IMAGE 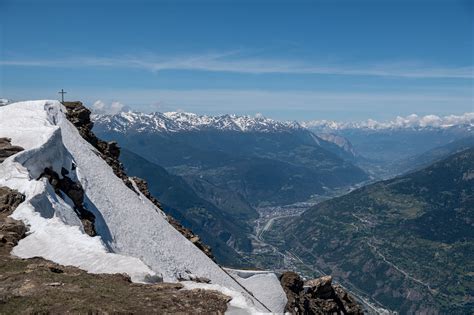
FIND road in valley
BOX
[247,200,393,315]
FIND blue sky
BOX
[1,0,473,121]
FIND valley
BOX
[241,202,393,314]
[262,148,474,313]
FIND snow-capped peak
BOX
[93,110,303,133]
[302,112,474,131]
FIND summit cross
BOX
[58,89,67,103]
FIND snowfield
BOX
[0,100,287,313]
[224,268,288,313]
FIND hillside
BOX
[394,136,474,175]
[264,148,474,313]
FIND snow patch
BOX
[224,268,288,313]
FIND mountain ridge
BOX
[93,111,303,133]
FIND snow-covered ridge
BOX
[0,100,286,313]
[302,112,474,131]
[93,110,303,133]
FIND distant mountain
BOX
[265,148,474,313]
[303,112,474,131]
[94,111,303,133]
[394,136,474,174]
[313,133,358,160]
[94,111,368,207]
[120,148,255,267]
[303,113,473,178]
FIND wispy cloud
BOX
[1,52,473,79]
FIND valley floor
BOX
[243,196,394,314]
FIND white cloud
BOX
[1,53,473,79]
[91,100,126,114]
[303,112,474,129]
[110,101,125,113]
[92,100,106,112]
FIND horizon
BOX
[2,97,474,124]
[89,100,474,127]
[1,0,473,120]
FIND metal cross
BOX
[58,89,67,103]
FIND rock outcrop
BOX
[0,137,24,163]
[280,272,363,314]
[0,187,26,254]
[40,167,97,236]
[62,101,214,259]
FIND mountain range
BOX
[93,111,369,264]
[93,111,303,133]
[304,113,473,179]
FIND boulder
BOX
[305,275,334,299]
[0,187,25,214]
[280,272,363,314]
[0,187,27,253]
[280,271,304,313]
